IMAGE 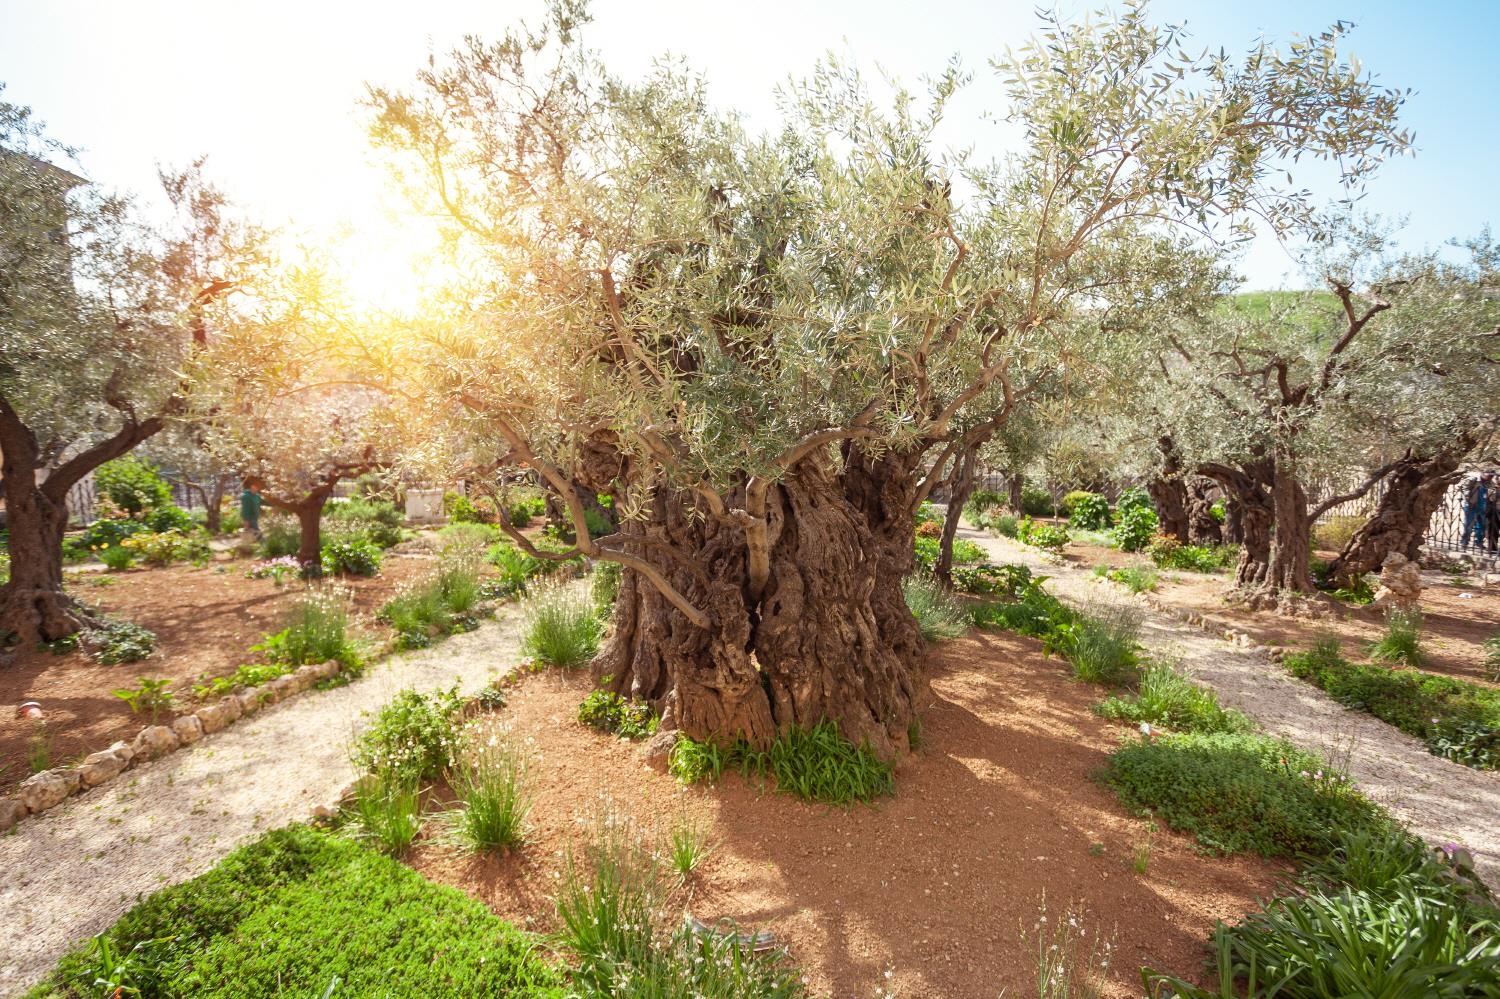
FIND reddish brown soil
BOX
[407,631,1285,998]
[1078,544,1500,685]
[0,549,437,790]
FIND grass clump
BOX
[1368,606,1425,666]
[1147,536,1236,573]
[520,579,601,667]
[1095,563,1157,593]
[445,726,529,852]
[1096,661,1253,735]
[669,721,895,805]
[668,812,715,884]
[1100,730,1385,859]
[578,687,658,739]
[348,769,423,856]
[1054,598,1142,686]
[902,573,971,642]
[1284,637,1500,769]
[28,825,564,998]
[555,807,807,999]
[378,542,486,649]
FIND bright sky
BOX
[1,0,1495,304]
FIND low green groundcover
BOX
[29,824,565,998]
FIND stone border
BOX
[1,660,343,833]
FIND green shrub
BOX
[1111,505,1158,552]
[591,560,622,616]
[1100,731,1385,858]
[379,581,452,649]
[670,721,894,806]
[89,619,157,665]
[520,581,601,667]
[488,537,583,595]
[1097,661,1253,734]
[992,513,1019,537]
[33,824,564,998]
[193,661,292,700]
[1285,637,1500,769]
[320,536,382,577]
[902,573,971,642]
[351,685,465,783]
[98,545,136,571]
[1015,516,1069,552]
[1369,607,1424,666]
[971,581,1078,642]
[254,585,360,669]
[1020,485,1055,517]
[1100,564,1158,593]
[912,534,986,569]
[555,809,806,998]
[444,491,490,523]
[1147,535,1235,572]
[578,688,658,739]
[503,492,548,528]
[1115,486,1153,517]
[95,457,172,516]
[119,528,210,567]
[325,499,405,548]
[1063,491,1111,530]
[446,728,529,851]
[963,489,1005,524]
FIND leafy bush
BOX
[1097,661,1253,734]
[325,498,405,548]
[1115,486,1153,517]
[1369,607,1424,666]
[112,676,175,723]
[556,809,806,998]
[1063,491,1111,530]
[1285,637,1500,769]
[443,491,490,523]
[963,488,1005,523]
[120,528,210,567]
[193,661,292,699]
[578,688,658,739]
[912,534,986,569]
[902,573,971,642]
[1147,535,1235,572]
[488,537,584,595]
[1020,485,1055,517]
[520,580,601,667]
[352,685,465,783]
[992,513,1019,537]
[95,457,172,516]
[65,517,147,562]
[90,619,157,665]
[972,581,1078,642]
[320,536,383,577]
[503,492,548,529]
[1111,505,1158,552]
[1098,564,1158,593]
[31,825,565,998]
[1101,731,1386,858]
[1313,513,1366,552]
[98,545,137,571]
[1015,516,1069,552]
[446,727,529,851]
[254,585,360,669]
[670,720,894,806]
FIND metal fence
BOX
[1310,472,1498,556]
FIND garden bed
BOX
[0,526,530,792]
[396,630,1282,998]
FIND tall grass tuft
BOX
[1369,607,1424,666]
[670,721,895,805]
[1063,598,1142,686]
[349,770,422,856]
[902,573,970,642]
[667,811,715,884]
[520,580,601,667]
[446,725,529,851]
[256,584,361,669]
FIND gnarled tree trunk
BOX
[935,447,978,586]
[596,449,928,760]
[1201,460,1272,590]
[1147,438,1191,541]
[1264,458,1314,595]
[1185,477,1223,546]
[1325,448,1466,587]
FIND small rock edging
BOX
[1,660,343,834]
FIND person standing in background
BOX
[1484,473,1500,555]
[1462,473,1489,550]
[240,478,264,541]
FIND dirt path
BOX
[961,525,1500,889]
[0,612,526,997]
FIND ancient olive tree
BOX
[368,3,1409,754]
[0,97,256,641]
[1148,229,1498,608]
